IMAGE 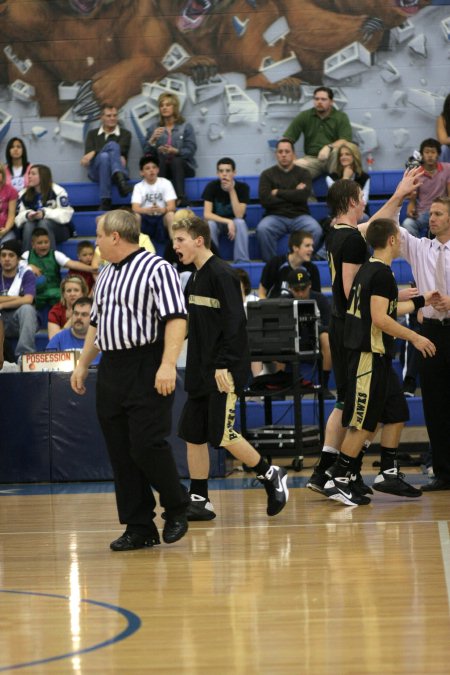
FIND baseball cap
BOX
[287,267,311,289]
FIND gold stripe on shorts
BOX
[349,352,373,430]
[219,373,242,446]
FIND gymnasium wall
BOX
[1,0,449,181]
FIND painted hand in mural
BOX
[0,0,431,118]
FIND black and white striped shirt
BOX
[91,249,187,351]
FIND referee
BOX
[71,210,189,550]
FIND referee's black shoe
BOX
[110,529,161,551]
[163,515,189,544]
[421,478,450,492]
[372,468,422,498]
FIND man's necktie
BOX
[435,244,448,317]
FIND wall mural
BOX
[1,0,449,180]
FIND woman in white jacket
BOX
[15,164,74,252]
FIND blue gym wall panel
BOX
[0,373,51,482]
[50,372,113,481]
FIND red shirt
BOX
[48,302,67,328]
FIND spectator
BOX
[256,139,322,262]
[4,137,31,192]
[259,230,321,298]
[22,228,96,309]
[0,239,37,357]
[286,267,334,399]
[235,267,261,378]
[283,87,352,179]
[144,93,197,207]
[402,138,450,238]
[131,156,176,242]
[15,164,74,252]
[47,275,88,339]
[0,315,4,370]
[75,240,96,292]
[46,296,101,365]
[436,93,450,163]
[81,104,132,212]
[326,142,370,220]
[0,163,18,244]
[202,157,250,263]
[235,268,259,303]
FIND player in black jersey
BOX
[172,215,289,520]
[324,218,436,506]
[307,170,424,497]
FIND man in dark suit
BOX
[81,104,133,211]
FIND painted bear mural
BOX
[0,0,431,117]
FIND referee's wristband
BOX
[412,295,425,311]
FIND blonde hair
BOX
[329,142,363,177]
[158,93,184,125]
[172,215,211,248]
[173,208,195,223]
[60,275,88,307]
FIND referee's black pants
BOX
[418,322,450,482]
[96,343,188,535]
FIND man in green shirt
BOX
[284,87,353,179]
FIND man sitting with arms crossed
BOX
[46,296,101,365]
[257,138,323,262]
[0,239,37,357]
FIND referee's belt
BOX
[423,317,450,327]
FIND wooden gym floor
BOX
[0,466,449,674]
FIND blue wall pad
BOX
[0,373,51,482]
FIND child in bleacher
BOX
[22,228,97,309]
[75,240,96,293]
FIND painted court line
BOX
[0,518,447,536]
[438,521,450,611]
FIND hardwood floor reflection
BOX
[0,484,449,674]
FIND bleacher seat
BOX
[19,168,420,443]
[60,169,413,280]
